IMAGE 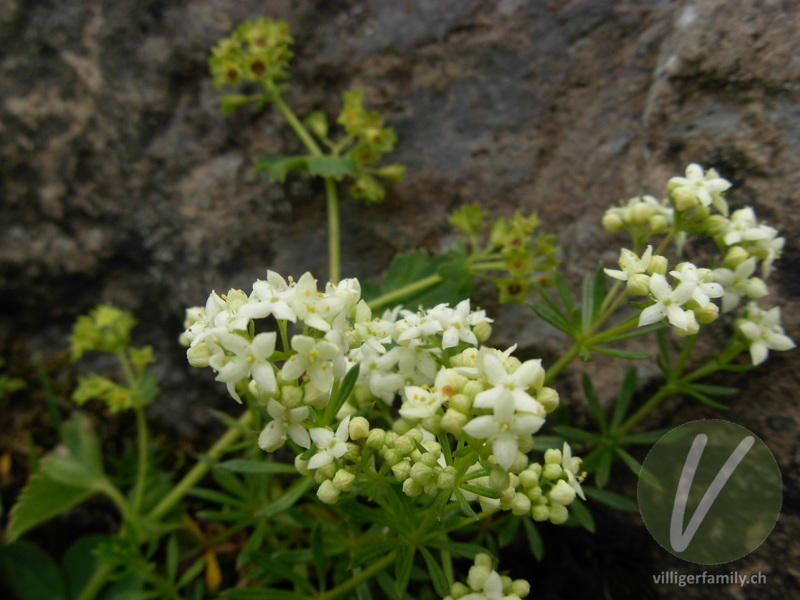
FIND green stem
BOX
[367,274,444,311]
[325,177,341,283]
[543,345,581,386]
[270,91,323,157]
[147,410,253,522]
[117,351,148,515]
[312,551,397,600]
[75,562,116,600]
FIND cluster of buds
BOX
[181,270,582,513]
[449,205,560,303]
[445,554,530,600]
[602,195,674,242]
[208,17,293,92]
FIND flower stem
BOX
[117,350,148,515]
[311,551,397,600]
[75,562,116,600]
[325,177,341,283]
[147,410,252,521]
[367,274,444,311]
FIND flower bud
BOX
[410,462,434,485]
[743,277,768,299]
[348,416,370,441]
[647,255,668,276]
[489,468,510,491]
[544,448,562,465]
[402,477,423,497]
[294,454,310,476]
[649,214,668,233]
[343,442,361,462]
[395,434,416,456]
[419,450,440,468]
[511,492,532,516]
[449,393,472,414]
[391,460,411,481]
[441,408,468,434]
[531,504,549,521]
[542,463,563,480]
[317,479,340,504]
[549,479,577,505]
[422,414,442,434]
[473,321,492,343]
[187,343,212,368]
[382,448,400,466]
[626,273,651,296]
[314,462,337,483]
[675,309,699,336]
[392,419,412,436]
[450,582,470,599]
[724,246,750,268]
[548,503,569,524]
[519,468,540,489]
[437,465,457,490]
[511,579,531,597]
[467,564,492,592]
[303,383,328,409]
[537,387,559,413]
[671,187,699,211]
[526,485,543,502]
[602,211,624,233]
[366,428,386,450]
[694,302,719,325]
[705,215,729,237]
[462,380,484,400]
[332,468,355,491]
[628,201,655,226]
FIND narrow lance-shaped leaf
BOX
[610,367,638,431]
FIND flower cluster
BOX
[603,164,794,362]
[182,271,584,517]
[444,554,530,600]
[208,17,293,91]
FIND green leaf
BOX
[426,540,487,560]
[307,156,358,180]
[529,302,574,335]
[459,484,504,500]
[615,448,661,489]
[393,545,415,597]
[419,547,449,597]
[568,499,595,533]
[326,364,360,424]
[0,542,67,600]
[246,553,316,593]
[187,487,245,507]
[166,535,179,584]
[551,425,601,443]
[255,156,309,182]
[581,374,607,434]
[256,477,313,517]
[137,371,159,407]
[583,487,638,513]
[175,557,207,591]
[454,488,477,519]
[686,383,739,397]
[351,543,398,568]
[522,519,544,561]
[553,273,577,324]
[656,328,672,372]
[580,269,604,331]
[592,346,651,360]
[593,448,613,489]
[610,367,637,431]
[61,535,144,600]
[223,589,307,600]
[6,472,94,542]
[311,523,326,588]
[680,387,728,410]
[619,428,670,446]
[498,514,520,548]
[215,459,297,474]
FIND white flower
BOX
[430,300,490,349]
[638,273,696,330]
[290,273,345,332]
[281,335,342,393]
[400,384,446,420]
[208,332,277,402]
[754,234,785,278]
[561,442,586,500]
[352,344,404,404]
[722,207,773,246]
[604,246,653,281]
[463,394,544,470]
[308,416,351,469]
[396,308,443,343]
[238,271,297,322]
[473,353,545,416]
[670,262,724,307]
[712,258,768,313]
[737,303,795,365]
[668,163,731,215]
[258,399,310,451]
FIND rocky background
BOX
[1,0,798,598]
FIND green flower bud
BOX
[526,485,543,502]
[648,254,669,275]
[602,211,624,233]
[402,477,422,497]
[305,111,328,139]
[449,393,472,414]
[473,320,493,343]
[626,273,651,296]
[537,387,559,414]
[294,454,310,475]
[544,448,562,465]
[421,414,442,434]
[542,463,563,480]
[437,465,457,491]
[628,201,656,226]
[671,186,699,211]
[511,579,531,597]
[348,416,370,441]
[489,468,510,491]
[549,479,577,505]
[548,503,569,524]
[694,302,719,325]
[441,408,468,434]
[743,277,768,299]
[649,214,669,233]
[332,468,355,491]
[532,504,550,521]
[511,492,532,516]
[724,245,750,268]
[366,428,386,450]
[376,163,406,182]
[451,582,470,599]
[467,564,491,591]
[391,460,411,482]
[317,479,340,504]
[395,434,416,456]
[303,383,328,409]
[392,419,412,436]
[519,468,540,489]
[187,342,212,368]
[410,462,434,485]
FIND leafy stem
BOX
[117,350,148,514]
